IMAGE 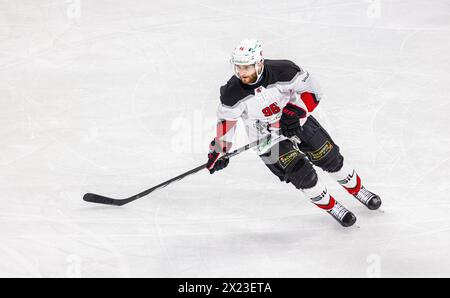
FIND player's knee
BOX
[287,159,318,190]
[312,148,343,173]
[324,154,344,173]
[299,170,318,189]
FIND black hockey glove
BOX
[280,103,307,138]
[206,139,230,174]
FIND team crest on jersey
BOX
[308,141,333,161]
[279,150,300,169]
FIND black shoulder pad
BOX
[219,76,253,108]
[265,59,303,83]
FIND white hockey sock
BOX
[328,164,358,189]
[328,163,363,195]
[301,180,335,210]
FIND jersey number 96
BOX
[262,103,280,117]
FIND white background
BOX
[1,0,449,277]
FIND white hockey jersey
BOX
[216,59,322,155]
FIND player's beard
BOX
[240,71,258,85]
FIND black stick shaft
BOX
[128,163,207,202]
[83,133,279,206]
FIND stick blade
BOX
[83,193,122,206]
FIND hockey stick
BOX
[83,132,280,206]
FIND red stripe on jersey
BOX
[315,196,336,210]
[216,120,237,138]
[343,174,362,195]
[300,92,319,112]
[212,138,232,153]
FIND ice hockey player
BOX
[206,39,381,227]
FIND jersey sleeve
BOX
[214,87,246,152]
[289,70,322,113]
[214,105,242,152]
[276,65,322,126]
[216,101,245,121]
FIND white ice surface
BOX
[1,0,450,277]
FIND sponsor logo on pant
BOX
[279,150,300,169]
[308,141,333,161]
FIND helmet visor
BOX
[233,64,256,79]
